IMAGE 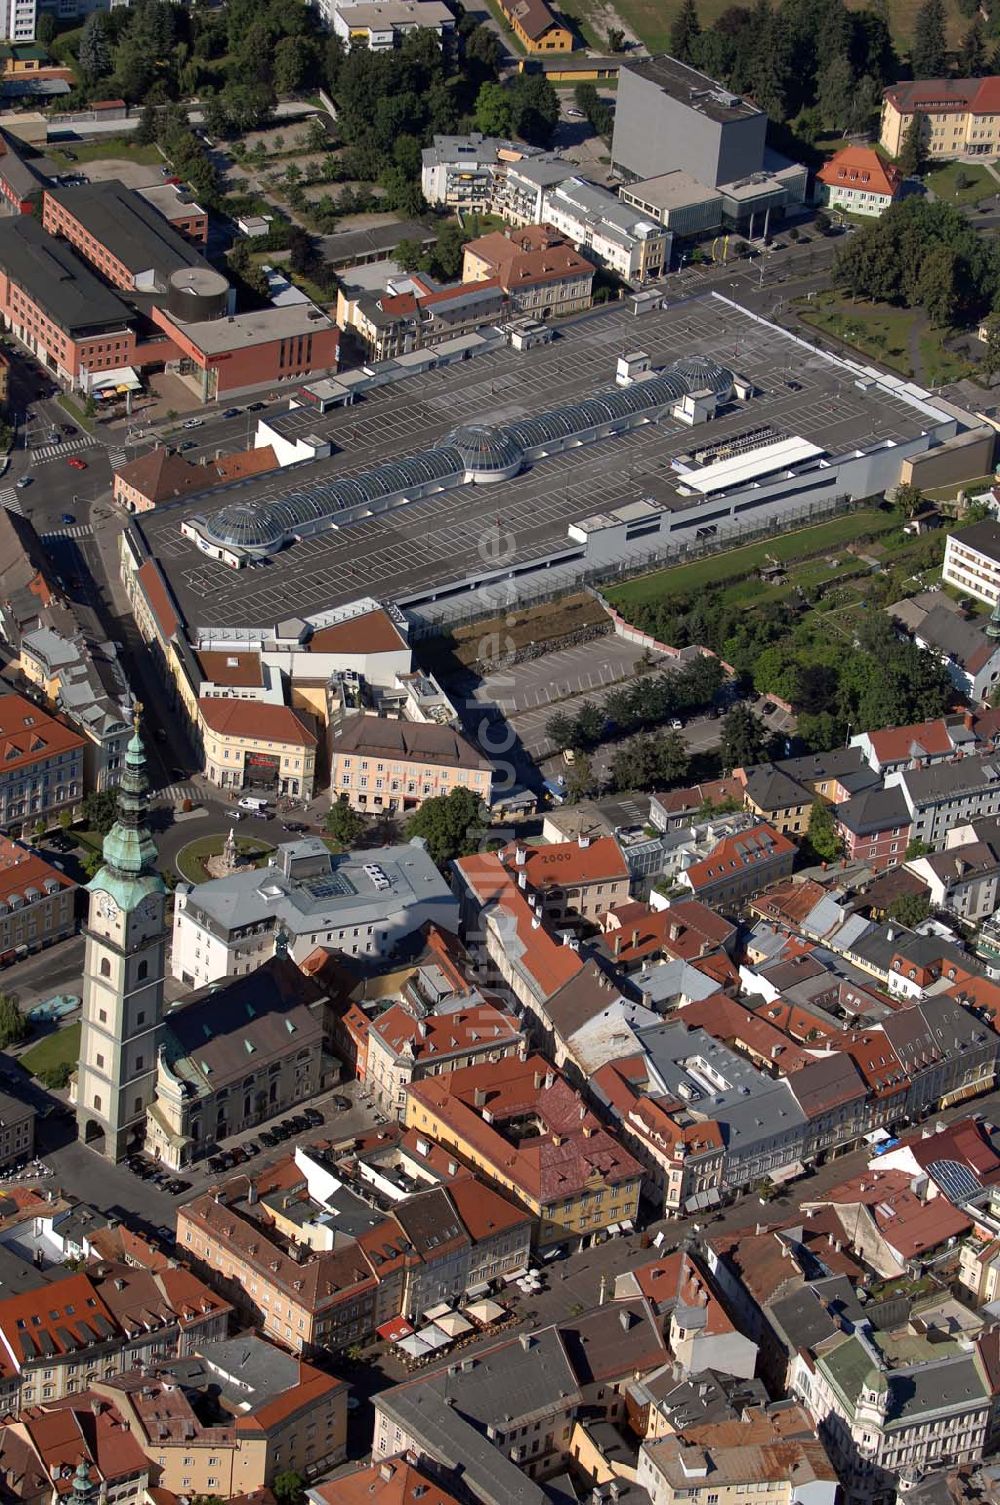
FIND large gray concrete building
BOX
[611,55,768,187]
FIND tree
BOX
[816,51,855,132]
[892,481,925,518]
[983,310,1000,379]
[898,108,927,177]
[272,1475,305,1505]
[888,891,931,926]
[393,237,424,272]
[564,752,596,801]
[36,11,57,47]
[669,0,701,62]
[606,24,626,50]
[474,80,512,136]
[274,35,318,96]
[905,837,932,859]
[545,711,575,751]
[911,0,946,78]
[0,994,27,1050]
[508,72,559,146]
[571,700,605,749]
[806,800,842,863]
[325,798,366,847]
[960,17,988,75]
[720,704,768,773]
[58,810,73,832]
[135,103,158,146]
[83,788,119,837]
[406,787,487,867]
[79,11,113,79]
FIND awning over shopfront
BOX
[769,1160,807,1185]
[89,366,141,395]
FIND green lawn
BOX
[607,509,896,608]
[47,139,162,167]
[21,1021,80,1079]
[923,161,995,206]
[550,0,605,47]
[917,329,972,386]
[176,835,274,885]
[798,293,914,374]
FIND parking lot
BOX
[141,292,939,639]
[475,638,675,757]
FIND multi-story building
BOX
[541,176,671,283]
[198,697,317,800]
[329,714,492,814]
[0,0,36,44]
[835,786,912,871]
[0,1265,230,1413]
[420,134,526,211]
[0,692,84,834]
[674,819,796,911]
[638,1427,838,1505]
[484,836,630,925]
[41,181,215,296]
[19,620,132,794]
[0,834,76,967]
[817,146,901,217]
[885,752,1000,849]
[461,224,594,317]
[798,1326,994,1505]
[943,520,1000,607]
[910,602,1000,702]
[881,76,1000,160]
[113,445,278,515]
[404,1053,644,1247]
[331,0,455,49]
[135,184,209,244]
[612,55,767,187]
[0,1088,33,1168]
[334,273,507,363]
[101,1334,347,1492]
[365,992,524,1118]
[1,1391,154,1505]
[172,836,458,987]
[0,217,139,391]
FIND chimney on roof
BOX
[632,929,640,948]
[518,871,527,890]
[886,927,894,942]
[965,710,975,732]
[614,933,622,956]
[515,846,527,867]
[247,1181,258,1206]
[474,1087,487,1107]
[544,1069,555,1090]
[579,833,591,849]
[531,915,541,929]
[619,1309,633,1331]
[669,922,682,942]
[520,1333,532,1351]
[379,1464,394,1483]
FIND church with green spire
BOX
[73,711,327,1169]
[73,709,168,1163]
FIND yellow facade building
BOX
[499,0,573,52]
[881,77,1000,160]
[404,1053,643,1247]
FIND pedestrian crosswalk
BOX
[30,435,98,465]
[154,782,201,805]
[0,488,24,516]
[41,523,92,541]
[108,447,127,470]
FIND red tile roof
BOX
[864,717,955,765]
[0,1272,119,1370]
[682,822,796,892]
[196,650,265,688]
[197,697,316,745]
[136,559,182,642]
[307,608,408,655]
[464,224,595,289]
[817,146,901,199]
[885,76,1000,117]
[0,694,84,773]
[406,1053,643,1203]
[500,835,629,888]
[0,835,74,904]
[454,851,583,1001]
[311,1458,463,1505]
[368,999,522,1064]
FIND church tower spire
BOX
[74,707,167,1163]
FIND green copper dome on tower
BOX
[69,1461,97,1505]
[987,595,1000,641]
[87,705,165,909]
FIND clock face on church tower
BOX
[95,892,119,923]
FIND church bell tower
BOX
[74,709,166,1162]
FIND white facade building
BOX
[944,520,1000,607]
[541,176,671,282]
[172,835,458,987]
[0,0,36,42]
[331,0,454,48]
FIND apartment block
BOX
[0,834,76,966]
[943,521,1000,607]
[329,714,492,814]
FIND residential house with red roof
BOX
[672,819,796,911]
[3,1392,153,1505]
[817,147,901,217]
[462,224,594,317]
[310,1457,464,1505]
[365,995,525,1118]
